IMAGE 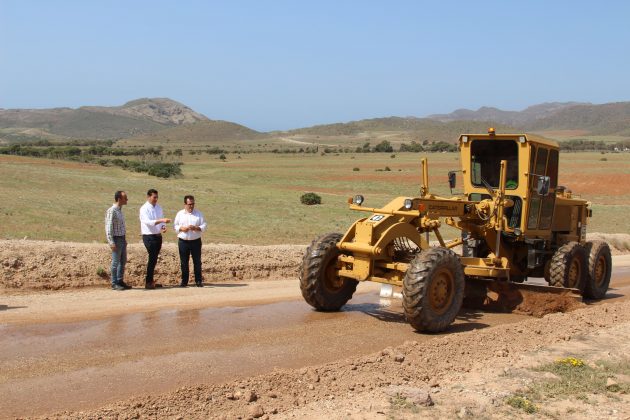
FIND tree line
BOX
[0,144,181,178]
[558,139,630,152]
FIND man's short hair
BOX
[184,195,195,203]
[114,190,125,202]
[147,189,158,197]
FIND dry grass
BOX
[1,151,629,245]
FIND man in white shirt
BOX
[173,195,207,287]
[139,189,171,289]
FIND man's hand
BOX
[188,225,199,232]
[159,218,171,224]
[180,226,190,232]
[110,244,117,251]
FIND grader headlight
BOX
[353,195,365,206]
[404,198,413,210]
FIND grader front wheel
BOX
[403,248,464,332]
[300,232,358,311]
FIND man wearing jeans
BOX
[139,189,171,289]
[174,195,207,287]
[105,190,131,291]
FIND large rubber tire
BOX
[548,242,588,291]
[300,233,358,311]
[402,247,465,333]
[583,241,612,299]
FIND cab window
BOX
[471,140,518,189]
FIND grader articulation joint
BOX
[300,130,612,332]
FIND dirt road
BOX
[1,257,630,419]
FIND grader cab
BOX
[300,129,612,332]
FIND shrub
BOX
[300,192,322,205]
[506,395,537,414]
[384,166,391,171]
[96,267,107,278]
[353,167,360,171]
[147,162,182,178]
[374,140,393,153]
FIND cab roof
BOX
[458,132,559,149]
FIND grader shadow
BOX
[343,302,489,333]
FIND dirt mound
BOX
[587,232,630,255]
[514,291,584,317]
[0,240,306,290]
[1,234,627,291]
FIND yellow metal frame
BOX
[333,131,591,287]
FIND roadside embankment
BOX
[0,240,306,290]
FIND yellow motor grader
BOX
[300,129,612,332]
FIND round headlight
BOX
[353,195,364,205]
[404,198,413,210]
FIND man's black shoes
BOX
[196,282,203,288]
[120,282,132,290]
[112,283,125,291]
[179,284,188,288]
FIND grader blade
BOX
[468,280,583,317]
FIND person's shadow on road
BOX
[0,305,27,311]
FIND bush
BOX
[146,162,182,178]
[374,140,393,153]
[353,167,360,171]
[384,166,391,171]
[506,396,537,414]
[300,192,322,205]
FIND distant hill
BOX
[524,102,630,136]
[0,98,209,141]
[428,102,586,126]
[278,117,516,143]
[121,120,265,146]
[428,102,630,137]
[2,98,628,146]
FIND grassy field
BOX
[1,151,629,245]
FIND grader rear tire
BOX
[403,248,464,333]
[583,241,612,299]
[300,232,358,311]
[548,242,588,291]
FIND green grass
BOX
[505,395,538,414]
[1,151,629,244]
[506,357,630,414]
[389,394,420,414]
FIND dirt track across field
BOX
[1,241,630,419]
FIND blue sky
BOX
[1,0,629,131]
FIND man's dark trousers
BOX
[178,238,202,285]
[143,234,162,285]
